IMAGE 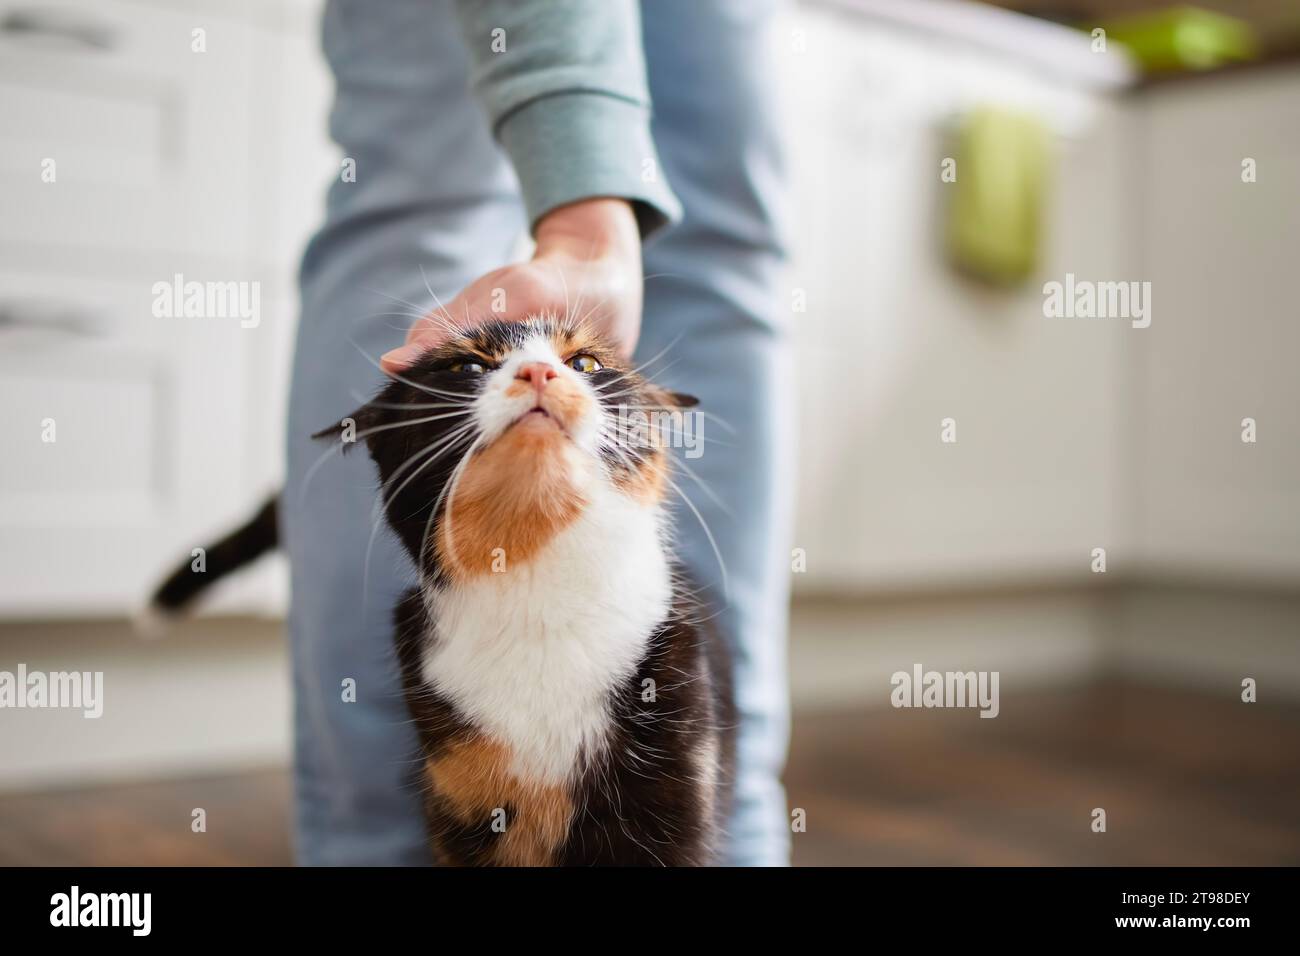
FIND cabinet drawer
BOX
[0,266,262,615]
[0,0,258,260]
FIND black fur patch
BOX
[149,496,278,612]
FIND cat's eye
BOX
[568,354,602,374]
[448,360,486,374]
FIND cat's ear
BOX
[648,386,699,409]
[311,403,380,452]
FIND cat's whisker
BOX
[361,422,479,608]
[641,270,686,285]
[597,436,647,473]
[554,259,573,331]
[669,456,732,519]
[418,264,475,342]
[559,235,608,332]
[595,356,685,392]
[419,437,481,574]
[592,365,687,400]
[359,400,473,412]
[625,332,686,380]
[597,406,735,451]
[297,409,474,505]
[608,420,735,450]
[364,287,432,316]
[347,337,488,403]
[663,474,730,602]
[380,420,479,504]
[361,409,474,437]
[348,338,445,394]
[571,299,605,331]
[686,408,736,435]
[366,308,436,320]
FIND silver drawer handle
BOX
[0,299,106,337]
[1,8,117,51]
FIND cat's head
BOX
[315,316,695,583]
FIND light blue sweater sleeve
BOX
[451,0,681,236]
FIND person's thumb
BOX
[379,341,428,375]
[380,306,462,374]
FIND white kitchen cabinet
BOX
[783,3,1137,593]
[783,2,1299,594]
[1132,66,1300,584]
[0,271,248,614]
[0,0,332,617]
[0,0,260,261]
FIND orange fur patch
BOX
[437,415,587,579]
[426,736,574,866]
[542,382,589,428]
[613,447,669,504]
[503,377,590,431]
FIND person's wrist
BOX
[532,198,642,357]
[533,198,640,264]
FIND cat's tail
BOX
[138,495,279,633]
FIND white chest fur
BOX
[420,485,672,785]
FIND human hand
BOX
[380,198,643,374]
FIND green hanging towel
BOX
[945,107,1051,287]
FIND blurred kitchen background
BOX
[1,0,1298,865]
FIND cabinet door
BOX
[0,0,331,618]
[784,9,1132,592]
[1136,69,1300,582]
[0,268,257,616]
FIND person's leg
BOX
[638,0,794,865]
[283,0,525,865]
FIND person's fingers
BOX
[379,341,432,375]
[380,307,459,374]
[379,269,557,375]
[376,258,639,377]
[401,308,457,346]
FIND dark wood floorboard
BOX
[1,680,1296,866]
[786,680,1300,866]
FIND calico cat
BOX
[150,316,735,866]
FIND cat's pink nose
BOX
[516,361,557,398]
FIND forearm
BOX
[450,0,680,236]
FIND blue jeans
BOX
[283,0,792,865]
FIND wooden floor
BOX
[787,679,1300,865]
[2,680,1296,866]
